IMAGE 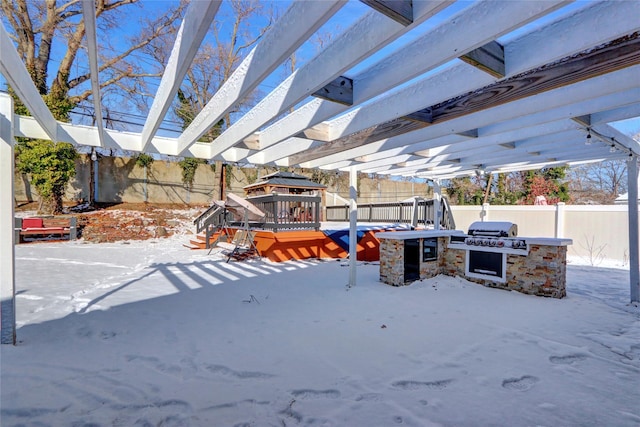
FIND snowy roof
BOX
[244,171,326,190]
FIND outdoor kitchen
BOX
[377,222,572,298]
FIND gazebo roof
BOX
[244,171,326,191]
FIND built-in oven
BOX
[466,250,506,283]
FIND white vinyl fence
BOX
[450,203,632,266]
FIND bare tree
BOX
[2,0,185,118]
[568,160,628,204]
[2,0,186,213]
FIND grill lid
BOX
[468,221,517,237]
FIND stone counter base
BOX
[380,237,567,298]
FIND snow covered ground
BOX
[2,234,639,427]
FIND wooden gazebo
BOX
[243,171,326,197]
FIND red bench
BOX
[15,217,77,243]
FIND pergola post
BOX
[628,156,639,303]
[432,179,441,230]
[348,166,358,288]
[555,202,566,238]
[0,93,16,345]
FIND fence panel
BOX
[449,204,632,265]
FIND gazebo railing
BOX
[247,193,321,232]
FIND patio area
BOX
[2,234,638,426]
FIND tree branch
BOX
[66,3,182,91]
[72,71,162,103]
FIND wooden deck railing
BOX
[247,194,321,232]
[325,197,456,230]
[194,196,455,247]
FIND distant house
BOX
[243,171,326,197]
[615,192,634,204]
[615,178,640,204]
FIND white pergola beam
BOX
[355,99,640,170]
[301,66,640,168]
[326,62,494,142]
[365,128,584,175]
[289,3,640,168]
[247,137,321,166]
[355,121,577,171]
[0,93,16,345]
[628,157,639,303]
[81,0,105,148]
[590,123,640,155]
[367,130,631,177]
[176,0,346,155]
[506,0,640,75]
[140,0,222,152]
[591,104,640,126]
[0,22,57,142]
[410,148,629,178]
[14,115,211,159]
[243,0,567,157]
[206,1,452,159]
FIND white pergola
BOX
[1,0,639,343]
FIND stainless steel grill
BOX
[467,221,517,238]
[448,221,528,254]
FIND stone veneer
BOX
[379,238,405,287]
[380,234,568,298]
[379,236,448,287]
[443,243,567,298]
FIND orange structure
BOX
[252,229,384,263]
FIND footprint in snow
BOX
[549,354,588,365]
[502,375,539,391]
[291,389,341,399]
[391,379,453,390]
[205,364,275,379]
[354,392,383,402]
